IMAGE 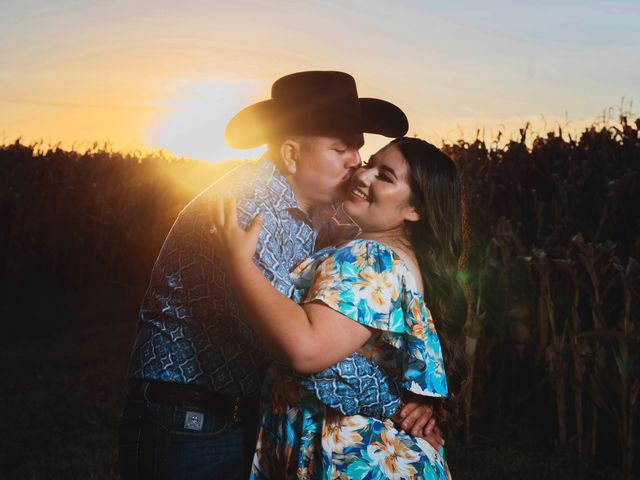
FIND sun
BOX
[145,78,267,163]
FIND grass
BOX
[0,284,623,479]
[1,285,141,480]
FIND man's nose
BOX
[346,148,361,169]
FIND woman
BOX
[212,137,462,479]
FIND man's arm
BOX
[294,352,401,418]
[296,354,443,444]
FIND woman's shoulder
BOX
[292,238,422,295]
[291,239,402,292]
[335,239,426,290]
[332,238,404,265]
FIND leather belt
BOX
[131,380,259,424]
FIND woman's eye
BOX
[334,148,347,154]
[376,173,392,182]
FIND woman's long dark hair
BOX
[392,137,466,427]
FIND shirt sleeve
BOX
[295,352,402,419]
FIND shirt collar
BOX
[258,155,314,225]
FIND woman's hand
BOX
[211,197,263,266]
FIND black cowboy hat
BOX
[225,71,409,149]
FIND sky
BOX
[1,0,638,162]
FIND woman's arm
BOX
[213,198,371,373]
[214,199,446,445]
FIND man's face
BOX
[293,134,364,211]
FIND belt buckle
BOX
[232,397,241,424]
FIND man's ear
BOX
[404,206,421,223]
[280,139,300,175]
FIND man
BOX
[119,71,441,479]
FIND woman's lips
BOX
[351,188,369,201]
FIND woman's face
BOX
[342,143,419,233]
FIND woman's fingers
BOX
[210,196,263,263]
[223,197,239,228]
[247,214,263,239]
[211,197,240,233]
[212,198,225,229]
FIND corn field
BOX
[0,142,237,290]
[445,117,639,479]
[1,119,638,478]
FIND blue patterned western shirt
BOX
[128,157,400,417]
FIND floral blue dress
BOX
[250,239,451,480]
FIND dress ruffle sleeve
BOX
[291,239,448,398]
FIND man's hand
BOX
[391,392,445,450]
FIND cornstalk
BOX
[570,283,585,455]
[461,276,481,443]
[533,251,567,446]
[614,258,639,479]
[558,260,586,456]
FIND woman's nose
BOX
[354,167,373,186]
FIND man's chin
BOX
[335,183,353,203]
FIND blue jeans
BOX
[118,383,257,480]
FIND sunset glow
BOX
[145,78,267,162]
[1,0,638,162]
